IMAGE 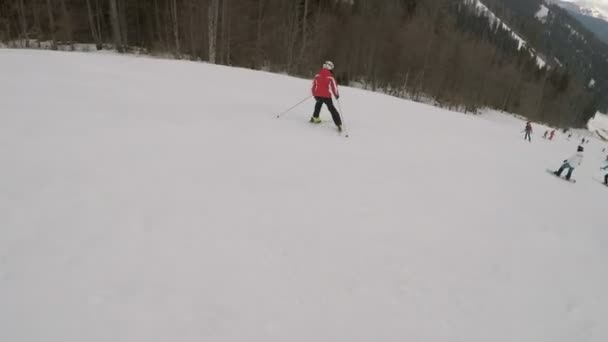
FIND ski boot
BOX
[310,116,322,124]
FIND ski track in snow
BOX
[0,49,607,342]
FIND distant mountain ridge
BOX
[550,0,608,20]
[546,0,608,44]
[480,0,608,112]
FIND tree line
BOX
[0,0,596,127]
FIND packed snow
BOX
[1,49,607,342]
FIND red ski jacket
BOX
[312,68,339,98]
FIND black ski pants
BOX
[312,96,342,126]
[524,131,531,142]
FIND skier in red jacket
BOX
[310,61,342,131]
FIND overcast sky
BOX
[563,0,608,15]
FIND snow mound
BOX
[536,4,550,22]
[1,49,607,342]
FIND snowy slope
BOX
[467,0,547,68]
[1,50,607,342]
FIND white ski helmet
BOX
[323,60,335,70]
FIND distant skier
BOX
[553,145,584,181]
[524,121,532,142]
[549,130,556,140]
[310,60,342,132]
[601,155,608,185]
[543,130,549,139]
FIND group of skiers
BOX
[542,129,556,140]
[308,61,608,185]
[523,122,608,184]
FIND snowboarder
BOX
[549,130,556,140]
[601,155,608,185]
[310,61,342,132]
[553,145,584,181]
[524,121,532,142]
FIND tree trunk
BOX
[225,0,231,64]
[86,0,101,49]
[299,0,309,61]
[118,0,128,46]
[109,0,123,50]
[154,0,163,48]
[46,0,56,48]
[220,0,227,64]
[208,0,219,63]
[17,0,28,46]
[59,0,73,48]
[286,3,300,73]
[171,0,179,55]
[32,3,42,43]
[134,0,141,46]
[502,75,521,111]
[255,0,265,68]
[189,0,195,57]
[95,0,103,40]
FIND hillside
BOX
[0,0,598,128]
[547,0,608,44]
[1,49,607,342]
[481,0,608,112]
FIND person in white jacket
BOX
[554,145,584,181]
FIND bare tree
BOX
[109,0,122,49]
[169,0,179,54]
[255,0,266,68]
[45,0,56,47]
[208,0,219,63]
[299,0,309,62]
[86,0,102,48]
[58,0,73,49]
[17,0,28,45]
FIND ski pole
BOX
[337,98,349,137]
[337,98,344,123]
[276,95,312,119]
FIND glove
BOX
[336,95,340,100]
